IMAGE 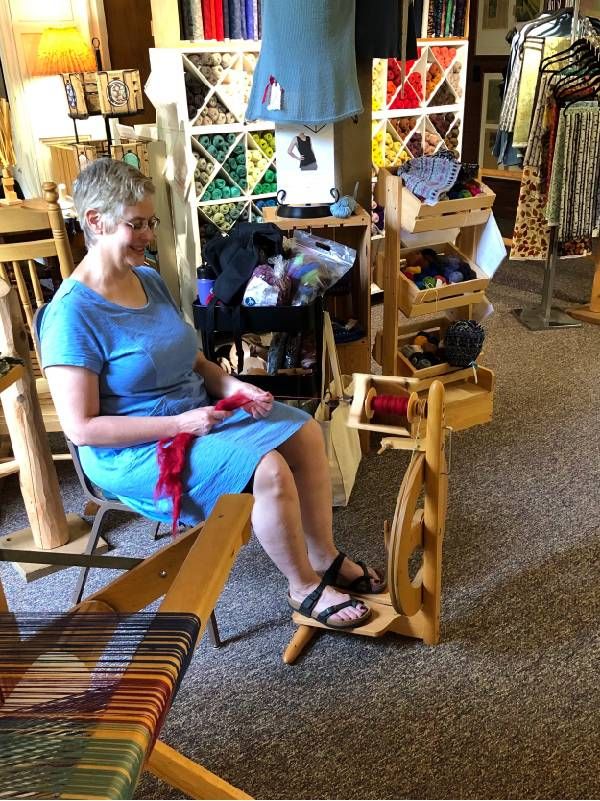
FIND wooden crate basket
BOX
[401,181,495,233]
[47,139,150,194]
[396,322,459,379]
[375,167,495,234]
[397,241,489,318]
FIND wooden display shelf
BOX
[263,206,372,378]
[378,167,494,233]
[396,324,460,379]
[380,169,492,377]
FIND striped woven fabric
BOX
[0,612,200,800]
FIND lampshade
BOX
[31,26,97,76]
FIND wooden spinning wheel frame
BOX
[284,379,448,664]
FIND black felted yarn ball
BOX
[444,320,485,367]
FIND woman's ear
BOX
[85,209,104,235]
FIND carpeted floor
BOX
[1,254,599,799]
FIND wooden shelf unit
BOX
[263,206,372,378]
[379,170,490,377]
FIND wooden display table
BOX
[567,239,600,325]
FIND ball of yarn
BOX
[444,320,485,367]
[448,270,463,283]
[330,196,357,218]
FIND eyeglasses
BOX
[120,216,160,233]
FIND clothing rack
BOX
[515,0,599,330]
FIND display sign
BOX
[274,124,340,205]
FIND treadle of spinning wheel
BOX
[292,602,399,637]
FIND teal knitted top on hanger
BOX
[246,0,363,126]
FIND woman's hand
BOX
[240,386,274,419]
[176,406,232,436]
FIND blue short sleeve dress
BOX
[40,266,309,524]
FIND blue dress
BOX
[40,266,309,524]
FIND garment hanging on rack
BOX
[494,11,574,166]
[512,38,545,146]
[511,31,600,259]
[245,0,362,125]
[559,103,600,240]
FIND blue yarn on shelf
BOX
[330,195,357,218]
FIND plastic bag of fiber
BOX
[288,231,356,306]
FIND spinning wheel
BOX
[283,379,448,664]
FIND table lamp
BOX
[31,26,98,144]
[31,26,97,77]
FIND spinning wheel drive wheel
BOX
[387,452,425,617]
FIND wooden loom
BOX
[284,377,448,664]
[0,440,254,801]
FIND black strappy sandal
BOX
[288,577,371,630]
[321,551,387,595]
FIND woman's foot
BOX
[288,580,371,629]
[316,551,386,594]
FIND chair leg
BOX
[71,506,109,606]
[153,521,170,541]
[206,610,222,648]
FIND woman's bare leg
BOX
[252,450,368,623]
[277,419,383,587]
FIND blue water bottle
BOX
[197,265,215,305]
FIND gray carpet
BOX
[1,254,600,799]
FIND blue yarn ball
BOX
[448,270,463,283]
[330,196,357,218]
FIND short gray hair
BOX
[73,158,155,247]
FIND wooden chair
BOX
[283,378,449,664]
[0,489,254,800]
[0,181,74,441]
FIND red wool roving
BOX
[155,392,254,534]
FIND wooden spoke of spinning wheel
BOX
[387,452,426,618]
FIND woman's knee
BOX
[287,417,325,453]
[254,450,297,500]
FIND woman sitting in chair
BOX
[41,159,384,630]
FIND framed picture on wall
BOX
[476,0,544,55]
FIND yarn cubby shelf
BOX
[179,47,278,240]
[372,37,468,169]
[150,42,280,300]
